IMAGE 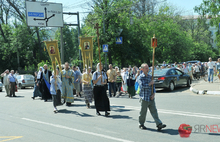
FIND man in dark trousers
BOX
[8,70,17,97]
[137,63,166,130]
[40,64,52,102]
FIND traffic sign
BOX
[116,37,123,44]
[26,1,63,27]
[103,44,108,52]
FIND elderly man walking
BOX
[137,63,166,130]
[8,70,17,97]
[1,69,10,97]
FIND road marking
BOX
[111,104,220,120]
[22,118,133,142]
[0,136,23,142]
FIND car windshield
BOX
[24,75,34,79]
[16,75,21,79]
[150,69,168,76]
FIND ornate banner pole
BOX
[151,34,157,95]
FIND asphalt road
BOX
[0,86,219,142]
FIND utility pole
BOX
[60,27,64,64]
[63,12,81,68]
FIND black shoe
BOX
[139,125,147,130]
[105,112,110,117]
[157,123,166,131]
[13,95,17,97]
[31,97,35,100]
[66,102,71,106]
[44,100,47,102]
[96,112,101,116]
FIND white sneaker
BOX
[54,108,58,113]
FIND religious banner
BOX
[79,37,93,69]
[44,40,62,75]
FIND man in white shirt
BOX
[207,57,215,83]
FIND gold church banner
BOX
[79,37,93,69]
[44,40,62,75]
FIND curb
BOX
[190,86,220,95]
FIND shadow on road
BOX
[112,108,132,112]
[146,128,179,135]
[58,109,94,117]
[107,114,132,119]
[67,104,87,107]
[111,105,133,112]
[10,96,24,98]
[192,132,220,136]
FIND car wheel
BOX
[0,89,2,92]
[169,81,175,91]
[187,79,191,87]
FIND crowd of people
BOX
[150,57,220,83]
[3,57,218,130]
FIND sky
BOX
[46,0,205,25]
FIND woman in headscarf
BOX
[92,63,110,116]
[32,67,43,100]
[50,68,62,113]
[82,67,93,108]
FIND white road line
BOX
[22,118,134,142]
[111,104,220,120]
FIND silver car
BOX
[0,81,3,92]
[16,74,35,89]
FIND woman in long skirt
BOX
[82,67,93,108]
[32,67,43,99]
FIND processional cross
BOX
[94,23,102,79]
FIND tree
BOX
[194,0,220,55]
[55,26,79,63]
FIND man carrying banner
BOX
[40,64,52,102]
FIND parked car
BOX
[151,68,191,91]
[186,60,200,64]
[16,74,35,89]
[0,81,3,92]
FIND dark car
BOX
[151,68,191,91]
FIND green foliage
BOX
[37,60,52,69]
[55,25,79,62]
[81,1,217,67]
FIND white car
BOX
[16,74,35,89]
[0,81,3,92]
